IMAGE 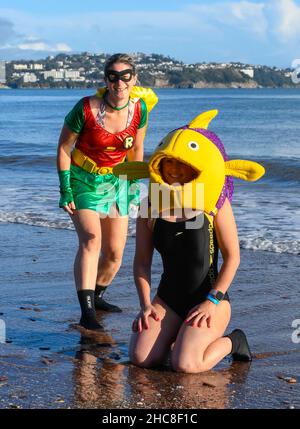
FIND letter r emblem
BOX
[123,137,134,149]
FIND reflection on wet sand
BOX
[126,362,251,409]
[72,327,252,409]
[73,330,127,408]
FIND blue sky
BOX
[1,0,300,67]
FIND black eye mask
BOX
[105,69,134,83]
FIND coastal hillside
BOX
[2,52,299,89]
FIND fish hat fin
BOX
[188,109,218,129]
[112,161,150,180]
[225,160,265,181]
[129,86,158,112]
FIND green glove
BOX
[58,170,74,208]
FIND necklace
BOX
[104,93,129,111]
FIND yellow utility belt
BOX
[71,148,113,175]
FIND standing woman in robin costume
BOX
[56,53,158,330]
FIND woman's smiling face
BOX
[105,62,137,102]
[160,157,198,185]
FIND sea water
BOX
[0,88,299,255]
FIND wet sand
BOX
[0,223,299,409]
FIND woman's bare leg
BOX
[71,209,101,291]
[70,209,102,330]
[94,207,129,312]
[96,207,128,286]
[171,301,232,373]
[129,295,182,368]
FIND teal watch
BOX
[210,289,225,302]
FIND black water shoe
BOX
[94,285,122,313]
[77,290,103,330]
[226,329,252,362]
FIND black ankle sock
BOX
[77,290,103,330]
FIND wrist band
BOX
[58,170,71,192]
[58,170,74,207]
[206,294,220,305]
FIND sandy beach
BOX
[0,222,299,409]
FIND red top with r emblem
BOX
[73,97,143,167]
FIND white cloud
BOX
[0,16,18,45]
[0,11,72,55]
[17,42,72,52]
[186,1,268,36]
[275,0,300,40]
[231,0,264,19]
[230,1,267,35]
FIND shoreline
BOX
[0,222,299,409]
[3,85,300,90]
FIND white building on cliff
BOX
[0,60,6,84]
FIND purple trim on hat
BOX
[172,125,234,212]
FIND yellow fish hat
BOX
[113,110,265,216]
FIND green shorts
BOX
[70,164,140,216]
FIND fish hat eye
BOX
[188,141,199,151]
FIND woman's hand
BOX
[185,300,217,328]
[132,305,160,333]
[62,201,76,216]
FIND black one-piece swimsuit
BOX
[153,214,230,319]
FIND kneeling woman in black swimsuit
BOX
[129,157,251,373]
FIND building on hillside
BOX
[64,70,80,79]
[0,60,6,84]
[42,70,64,80]
[241,68,254,78]
[22,73,38,83]
[13,64,28,70]
[29,63,44,70]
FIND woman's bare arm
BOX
[213,198,240,294]
[133,214,154,309]
[56,124,79,171]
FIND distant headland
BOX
[1,52,299,89]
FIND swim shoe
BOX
[77,290,103,331]
[94,285,122,313]
[79,315,103,331]
[226,329,252,362]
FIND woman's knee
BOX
[129,336,166,369]
[102,248,123,266]
[129,349,162,369]
[130,355,154,369]
[171,355,210,374]
[79,233,101,253]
